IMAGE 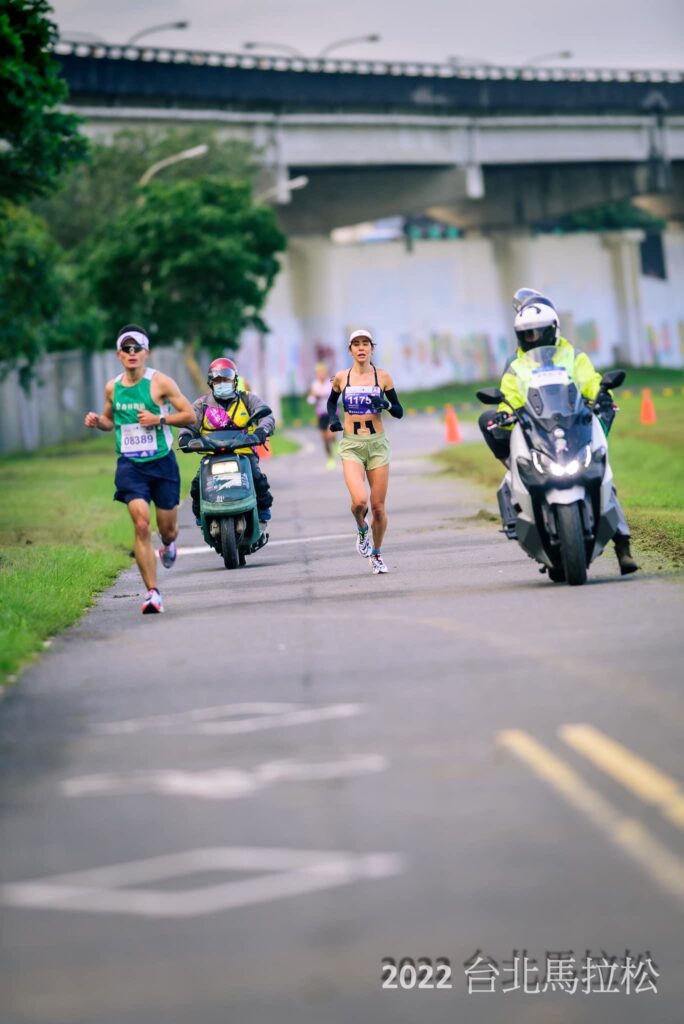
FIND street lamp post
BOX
[125,21,189,46]
[137,144,209,189]
[317,34,380,58]
[243,41,304,57]
[243,34,381,59]
[255,175,309,205]
[521,50,573,66]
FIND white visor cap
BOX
[348,329,374,344]
[116,330,149,351]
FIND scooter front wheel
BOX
[220,517,241,570]
[555,503,587,586]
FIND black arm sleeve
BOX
[384,387,404,419]
[326,388,341,420]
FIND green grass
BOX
[435,389,684,566]
[282,366,684,426]
[0,431,299,686]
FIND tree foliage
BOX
[0,201,105,380]
[549,201,667,234]
[32,127,259,251]
[84,177,286,354]
[0,0,87,202]
[0,202,61,379]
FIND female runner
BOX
[327,330,404,574]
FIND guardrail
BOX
[54,41,684,85]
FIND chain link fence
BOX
[0,346,203,456]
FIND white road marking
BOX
[61,754,388,800]
[178,532,352,555]
[0,846,404,918]
[94,701,365,736]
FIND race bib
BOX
[531,368,570,386]
[120,422,158,458]
[344,386,382,415]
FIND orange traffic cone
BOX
[444,404,462,444]
[640,388,657,426]
[255,443,271,460]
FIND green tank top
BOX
[113,368,172,462]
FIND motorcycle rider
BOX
[478,290,638,575]
[180,357,275,530]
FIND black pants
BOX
[191,453,273,519]
[478,411,511,461]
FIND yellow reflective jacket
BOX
[498,337,603,419]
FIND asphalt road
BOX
[1,418,683,1024]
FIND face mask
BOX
[213,382,237,400]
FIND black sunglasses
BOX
[120,344,145,354]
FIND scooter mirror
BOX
[600,370,626,390]
[476,388,505,405]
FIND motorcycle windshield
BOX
[516,347,590,461]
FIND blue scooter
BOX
[179,406,272,570]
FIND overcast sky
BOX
[51,0,683,70]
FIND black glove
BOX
[329,417,343,433]
[252,427,268,445]
[177,430,196,451]
[593,391,613,414]
[490,411,510,427]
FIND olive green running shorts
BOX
[338,431,391,470]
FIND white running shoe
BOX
[158,540,177,568]
[356,523,371,557]
[370,554,388,574]
[141,589,164,614]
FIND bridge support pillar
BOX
[289,236,343,372]
[491,231,535,339]
[601,230,647,365]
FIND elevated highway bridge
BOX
[56,42,684,234]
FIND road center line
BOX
[498,729,684,909]
[560,724,684,830]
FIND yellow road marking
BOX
[498,729,684,907]
[560,724,684,829]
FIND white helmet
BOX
[514,295,560,350]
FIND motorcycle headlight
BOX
[530,446,590,477]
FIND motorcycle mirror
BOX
[476,387,505,405]
[600,370,626,390]
[244,405,273,428]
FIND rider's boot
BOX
[614,533,639,575]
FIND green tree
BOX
[32,127,258,251]
[84,177,286,386]
[0,0,87,202]
[0,202,61,381]
[0,201,105,380]
[548,200,666,234]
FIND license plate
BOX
[212,460,240,475]
[531,369,570,386]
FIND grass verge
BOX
[435,390,684,567]
[0,432,299,686]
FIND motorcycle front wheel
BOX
[555,503,587,586]
[220,517,240,570]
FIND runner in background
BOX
[307,362,336,469]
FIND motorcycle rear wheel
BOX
[556,503,587,586]
[220,517,240,570]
